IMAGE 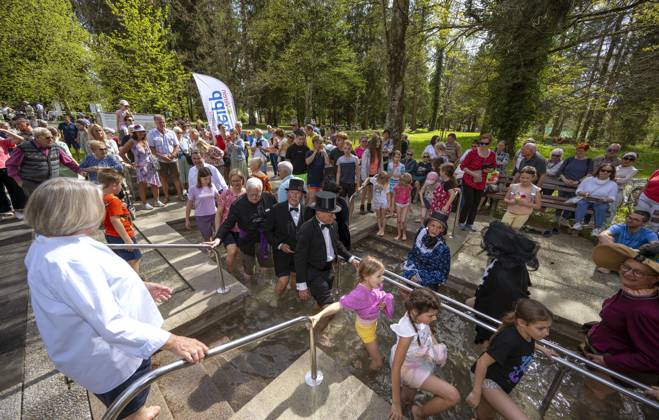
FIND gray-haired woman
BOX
[24,178,208,419]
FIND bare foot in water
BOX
[402,234,407,241]
[126,405,160,420]
[368,358,384,371]
[411,405,426,420]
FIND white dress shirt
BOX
[25,235,170,394]
[320,220,335,262]
[188,163,228,192]
[290,203,301,226]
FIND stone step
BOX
[153,351,235,420]
[230,349,391,420]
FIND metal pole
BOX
[213,247,230,294]
[305,323,323,387]
[539,366,568,417]
[449,189,462,238]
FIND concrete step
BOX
[230,349,391,420]
[153,351,235,419]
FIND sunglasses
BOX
[623,157,635,161]
[478,142,490,146]
[551,154,561,157]
[422,155,430,158]
[97,147,108,151]
[406,153,413,156]
[599,169,612,173]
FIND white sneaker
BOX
[572,222,583,231]
[143,203,154,210]
[154,200,165,207]
[591,227,603,237]
[14,211,24,220]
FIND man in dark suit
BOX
[295,191,360,308]
[265,178,308,295]
[213,177,276,280]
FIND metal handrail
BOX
[101,316,321,420]
[105,242,230,294]
[339,257,659,412]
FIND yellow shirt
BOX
[306,135,314,149]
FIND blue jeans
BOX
[575,200,609,227]
[269,153,279,175]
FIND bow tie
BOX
[321,224,331,230]
[289,207,299,212]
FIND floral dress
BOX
[218,188,243,232]
[132,141,161,187]
[402,227,451,287]
[429,181,453,215]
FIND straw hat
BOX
[592,243,659,275]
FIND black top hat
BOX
[285,178,306,193]
[427,211,449,231]
[310,191,341,213]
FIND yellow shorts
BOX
[355,319,377,344]
[501,211,530,229]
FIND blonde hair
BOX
[228,168,246,185]
[399,172,413,185]
[25,178,104,237]
[89,124,106,141]
[357,256,385,282]
[195,140,211,153]
[250,157,263,169]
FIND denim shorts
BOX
[106,235,142,261]
[95,358,151,419]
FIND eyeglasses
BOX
[478,142,490,146]
[620,263,655,280]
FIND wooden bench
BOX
[485,175,592,217]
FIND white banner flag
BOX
[192,72,238,135]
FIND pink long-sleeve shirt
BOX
[339,283,395,321]
[6,141,80,183]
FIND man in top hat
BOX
[583,243,658,387]
[295,191,360,309]
[265,178,308,295]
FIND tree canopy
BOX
[0,0,656,146]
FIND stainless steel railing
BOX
[105,242,230,294]
[101,316,321,420]
[337,257,659,413]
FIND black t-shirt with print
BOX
[286,143,310,175]
[471,326,535,393]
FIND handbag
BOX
[146,148,160,172]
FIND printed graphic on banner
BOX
[192,72,237,135]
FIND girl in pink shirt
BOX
[393,173,414,240]
[310,256,394,370]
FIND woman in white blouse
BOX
[24,178,208,420]
[572,163,619,235]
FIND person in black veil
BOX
[467,221,540,344]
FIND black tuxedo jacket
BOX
[264,201,307,250]
[294,217,352,287]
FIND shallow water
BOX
[181,225,654,419]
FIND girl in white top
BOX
[361,171,389,236]
[23,178,208,420]
[389,288,459,420]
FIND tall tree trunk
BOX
[549,108,564,138]
[578,16,613,143]
[304,81,313,124]
[382,0,410,149]
[590,13,629,143]
[428,47,443,131]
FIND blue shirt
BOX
[305,150,325,187]
[80,155,123,183]
[608,224,658,249]
[58,122,78,143]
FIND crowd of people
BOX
[5,102,657,420]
